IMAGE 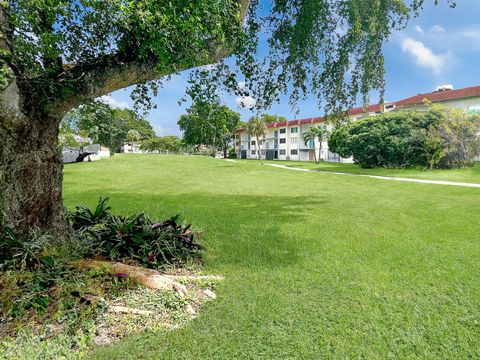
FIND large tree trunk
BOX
[0,104,67,240]
[0,1,252,240]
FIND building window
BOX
[279,138,286,144]
[261,150,266,155]
[279,128,286,134]
[279,149,286,155]
[291,149,298,155]
[291,137,297,144]
[251,140,256,145]
[251,150,256,155]
[291,127,298,133]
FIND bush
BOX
[0,227,108,320]
[431,106,480,168]
[228,147,237,159]
[329,111,439,168]
[328,107,480,169]
[70,197,201,269]
[0,197,200,321]
[0,199,202,357]
[0,227,53,271]
[140,136,184,153]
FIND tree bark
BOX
[256,136,263,164]
[0,0,252,239]
[0,5,66,239]
[0,108,67,239]
[316,143,320,164]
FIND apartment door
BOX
[266,150,275,160]
[309,150,315,161]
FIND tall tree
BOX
[0,0,249,238]
[212,105,241,158]
[303,126,328,164]
[62,102,155,152]
[126,129,141,144]
[260,114,287,124]
[0,0,450,238]
[114,109,156,140]
[246,116,267,164]
[178,102,240,157]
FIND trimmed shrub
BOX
[228,147,237,159]
[328,107,480,169]
[328,111,439,168]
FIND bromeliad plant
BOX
[70,197,201,269]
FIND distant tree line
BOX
[61,102,156,151]
[178,101,241,157]
[328,104,480,169]
[140,136,185,153]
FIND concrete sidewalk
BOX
[265,163,480,188]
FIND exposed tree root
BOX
[75,260,187,296]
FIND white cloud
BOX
[414,25,424,35]
[430,25,445,34]
[405,25,480,52]
[457,27,480,49]
[96,95,131,110]
[237,81,246,90]
[401,38,450,74]
[235,96,256,109]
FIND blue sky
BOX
[102,0,480,136]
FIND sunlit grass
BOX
[63,154,480,359]
[238,159,480,184]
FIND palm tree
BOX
[247,116,267,164]
[303,126,328,164]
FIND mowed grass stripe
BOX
[237,159,480,184]
[62,155,480,359]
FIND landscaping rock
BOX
[186,304,197,315]
[108,305,154,316]
[203,289,217,299]
[94,328,111,346]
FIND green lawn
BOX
[63,155,480,359]
[238,159,480,184]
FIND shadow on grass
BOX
[64,192,328,270]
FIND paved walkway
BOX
[265,163,480,188]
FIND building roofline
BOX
[234,84,480,134]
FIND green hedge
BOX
[328,111,440,168]
[328,108,480,169]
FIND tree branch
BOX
[55,0,251,115]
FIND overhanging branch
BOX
[55,0,251,114]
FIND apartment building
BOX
[235,84,480,162]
